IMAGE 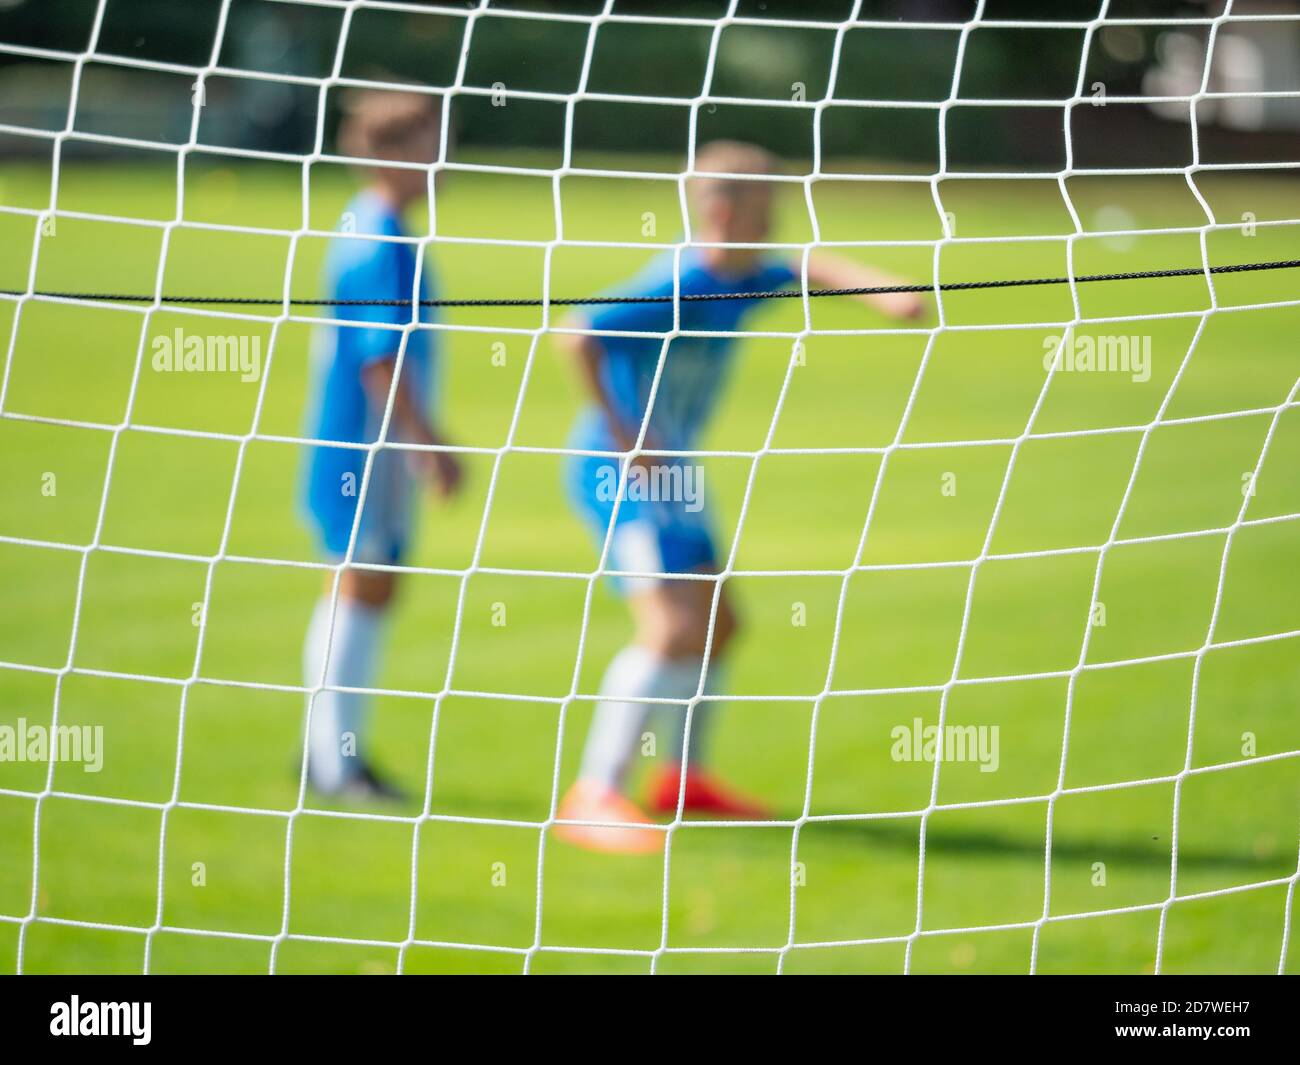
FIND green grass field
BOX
[0,156,1297,974]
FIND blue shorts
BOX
[565,452,717,594]
[306,446,415,566]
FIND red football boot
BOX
[648,763,772,819]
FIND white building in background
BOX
[1142,0,1300,131]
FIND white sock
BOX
[578,645,679,791]
[303,596,385,792]
[661,657,724,768]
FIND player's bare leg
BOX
[555,568,767,854]
[632,573,771,820]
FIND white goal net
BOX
[0,0,1297,976]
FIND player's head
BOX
[338,89,442,206]
[688,141,779,252]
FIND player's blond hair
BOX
[688,140,780,212]
[337,88,441,163]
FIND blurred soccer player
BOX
[554,141,925,852]
[300,90,461,799]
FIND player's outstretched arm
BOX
[360,355,463,498]
[799,252,927,321]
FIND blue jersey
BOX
[568,249,795,455]
[301,191,437,557]
[564,249,795,588]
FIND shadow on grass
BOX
[398,792,1285,877]
[805,817,1285,875]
